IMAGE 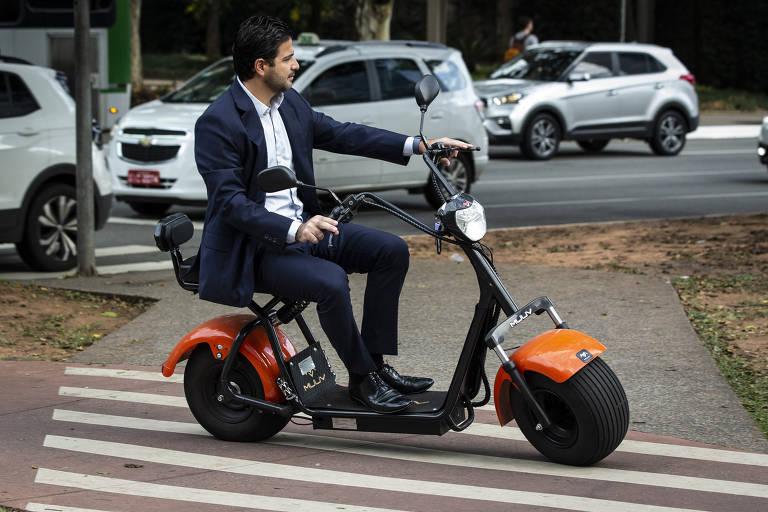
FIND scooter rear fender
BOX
[161,313,297,403]
[493,329,605,426]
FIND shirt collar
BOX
[236,76,284,117]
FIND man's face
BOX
[263,38,300,93]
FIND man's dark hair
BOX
[232,16,291,81]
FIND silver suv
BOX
[475,42,699,160]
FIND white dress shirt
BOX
[237,78,417,243]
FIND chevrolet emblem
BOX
[139,136,153,147]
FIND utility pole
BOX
[426,0,447,44]
[75,0,96,276]
[620,0,627,42]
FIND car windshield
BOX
[489,48,581,81]
[164,59,314,103]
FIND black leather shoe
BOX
[349,372,413,414]
[379,364,434,394]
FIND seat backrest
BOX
[154,212,194,252]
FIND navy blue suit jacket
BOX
[194,82,409,307]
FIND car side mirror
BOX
[414,75,441,110]
[257,165,298,192]
[567,72,591,83]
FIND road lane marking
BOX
[478,169,759,186]
[34,468,406,512]
[58,386,768,467]
[485,190,768,209]
[462,423,768,467]
[688,125,760,139]
[42,436,706,512]
[0,244,156,257]
[108,217,204,230]
[51,409,768,498]
[0,260,173,281]
[65,367,183,383]
[26,503,115,512]
[58,386,186,407]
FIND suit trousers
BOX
[253,223,410,374]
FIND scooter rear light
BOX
[679,73,696,85]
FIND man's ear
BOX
[253,58,267,78]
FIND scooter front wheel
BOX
[511,357,629,466]
[184,345,289,442]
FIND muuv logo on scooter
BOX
[509,308,533,327]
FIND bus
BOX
[0,0,130,128]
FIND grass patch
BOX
[674,275,768,434]
[695,85,768,111]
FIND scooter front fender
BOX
[161,313,297,403]
[493,329,605,426]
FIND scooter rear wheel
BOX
[184,345,289,442]
[510,357,629,466]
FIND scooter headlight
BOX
[438,193,487,242]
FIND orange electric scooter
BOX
[155,76,629,466]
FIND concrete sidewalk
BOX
[31,258,768,454]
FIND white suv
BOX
[107,41,489,214]
[0,60,113,271]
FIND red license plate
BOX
[127,169,161,187]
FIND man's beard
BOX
[265,70,292,93]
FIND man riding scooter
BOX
[194,16,472,414]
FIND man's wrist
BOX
[412,136,423,154]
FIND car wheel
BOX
[128,202,171,217]
[650,110,687,156]
[521,113,561,160]
[577,139,610,153]
[16,183,78,271]
[424,152,472,209]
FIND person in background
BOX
[505,16,539,61]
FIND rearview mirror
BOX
[257,165,298,192]
[414,75,441,110]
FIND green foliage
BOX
[697,85,768,111]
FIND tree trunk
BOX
[206,0,221,60]
[130,0,143,90]
[355,0,394,41]
[496,0,511,57]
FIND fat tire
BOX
[16,183,78,271]
[649,110,687,156]
[577,139,610,153]
[184,345,289,442]
[520,113,561,160]
[128,202,171,217]
[424,152,472,209]
[511,357,629,466]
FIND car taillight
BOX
[679,73,696,85]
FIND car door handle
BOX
[17,128,39,136]
[361,118,376,125]
[607,90,618,97]
[655,83,665,89]
[430,113,445,120]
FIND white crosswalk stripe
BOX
[23,366,766,512]
[34,468,406,512]
[51,409,768,498]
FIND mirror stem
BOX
[297,180,343,206]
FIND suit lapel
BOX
[230,83,267,171]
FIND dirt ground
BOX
[0,283,152,361]
[408,213,768,369]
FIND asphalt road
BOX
[1,137,766,277]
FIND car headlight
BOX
[438,193,487,242]
[491,92,524,106]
